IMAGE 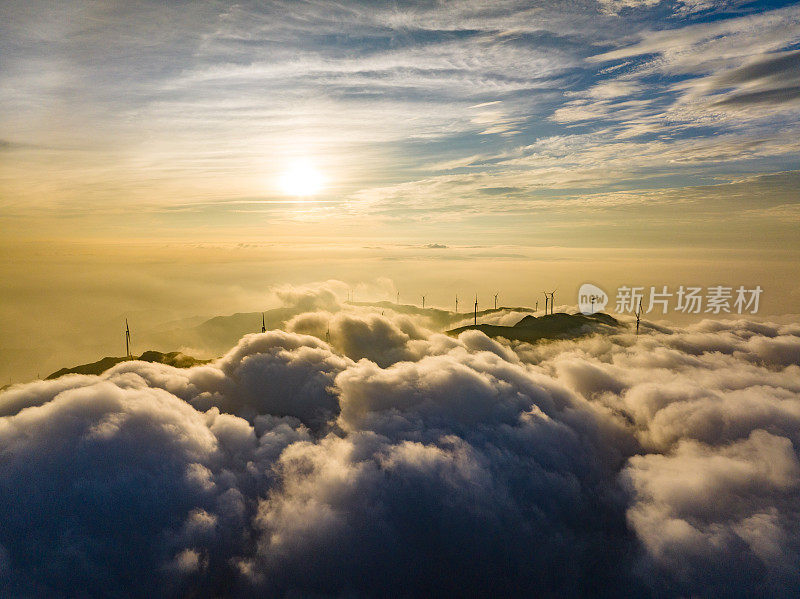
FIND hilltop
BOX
[447,312,620,343]
[350,300,537,329]
[46,350,208,380]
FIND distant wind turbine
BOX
[494,292,498,310]
[261,312,266,333]
[549,289,557,315]
[455,294,459,313]
[636,298,643,335]
[422,295,426,309]
[542,292,549,315]
[125,319,131,358]
[474,295,478,326]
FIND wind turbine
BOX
[542,291,549,315]
[549,289,557,315]
[422,295,426,309]
[474,295,478,326]
[261,313,266,333]
[125,319,131,358]
[636,298,643,335]
[535,300,539,312]
[494,292,498,310]
[455,294,459,313]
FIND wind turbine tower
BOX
[261,313,266,333]
[494,293,498,310]
[549,290,557,315]
[125,319,131,358]
[422,295,426,309]
[474,295,478,326]
[455,294,459,313]
[542,292,549,315]
[636,298,643,335]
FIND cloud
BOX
[623,431,800,595]
[598,0,749,16]
[597,0,663,16]
[272,280,348,312]
[716,49,800,87]
[1,299,799,596]
[285,308,436,368]
[712,86,800,107]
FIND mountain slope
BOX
[447,312,620,343]
[46,350,208,380]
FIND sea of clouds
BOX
[1,283,799,597]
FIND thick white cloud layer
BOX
[1,294,798,597]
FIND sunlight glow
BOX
[279,160,325,197]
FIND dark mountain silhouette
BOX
[46,350,208,380]
[146,307,299,356]
[350,301,536,329]
[447,312,620,343]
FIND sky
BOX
[1,0,798,241]
[1,0,799,379]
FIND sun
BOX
[279,159,325,197]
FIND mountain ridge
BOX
[447,312,620,343]
[46,350,208,380]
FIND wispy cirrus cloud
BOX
[0,0,798,246]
